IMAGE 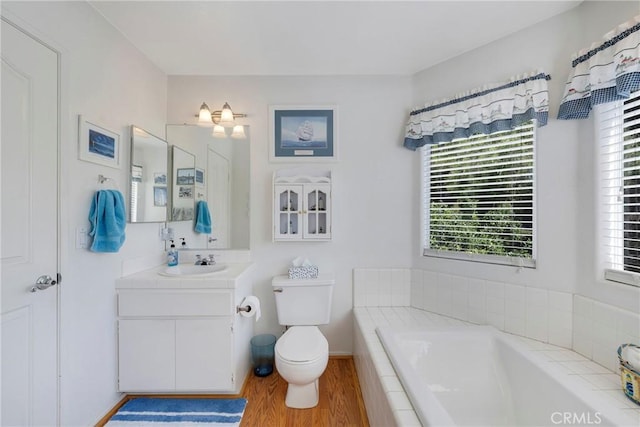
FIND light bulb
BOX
[231,125,246,139]
[198,102,212,126]
[219,102,235,127]
[212,125,226,138]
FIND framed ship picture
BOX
[269,105,337,162]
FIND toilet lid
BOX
[276,326,328,363]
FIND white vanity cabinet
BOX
[115,263,254,394]
[274,169,331,241]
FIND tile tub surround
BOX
[354,269,640,375]
[353,307,640,427]
[573,295,640,373]
[353,269,411,308]
[406,269,574,348]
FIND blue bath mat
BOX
[105,397,247,426]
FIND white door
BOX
[1,19,59,427]
[207,148,230,249]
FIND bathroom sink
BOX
[158,264,227,277]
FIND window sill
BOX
[604,269,640,288]
[423,249,536,269]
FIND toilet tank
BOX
[272,275,334,326]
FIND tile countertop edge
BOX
[115,262,255,289]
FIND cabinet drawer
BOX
[118,290,233,317]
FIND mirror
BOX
[170,145,196,221]
[129,126,168,223]
[165,125,250,250]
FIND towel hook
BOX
[98,174,119,190]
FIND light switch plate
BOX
[76,228,88,249]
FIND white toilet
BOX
[272,274,334,409]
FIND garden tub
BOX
[376,326,634,426]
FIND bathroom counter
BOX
[115,262,254,289]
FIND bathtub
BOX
[376,326,633,426]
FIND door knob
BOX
[30,275,57,293]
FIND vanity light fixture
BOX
[231,125,246,139]
[196,101,247,128]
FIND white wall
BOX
[411,1,640,313]
[2,2,168,425]
[167,76,414,354]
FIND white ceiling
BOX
[90,0,582,76]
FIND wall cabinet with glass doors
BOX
[273,169,331,241]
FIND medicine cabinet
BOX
[273,169,331,241]
[129,126,168,223]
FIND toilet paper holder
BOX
[237,305,252,314]
[237,295,261,321]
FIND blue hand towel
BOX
[194,200,212,234]
[88,190,126,252]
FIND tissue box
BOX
[288,266,319,279]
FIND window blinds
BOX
[423,122,536,266]
[600,91,640,286]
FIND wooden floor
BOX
[241,356,369,427]
[96,356,369,427]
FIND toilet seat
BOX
[275,326,328,364]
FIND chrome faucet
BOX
[194,254,216,265]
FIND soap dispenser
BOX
[180,237,188,250]
[167,240,178,267]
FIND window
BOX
[422,122,536,267]
[599,90,640,287]
[130,181,138,222]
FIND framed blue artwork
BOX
[269,105,338,162]
[78,115,120,169]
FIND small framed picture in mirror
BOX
[154,172,167,185]
[195,168,205,187]
[178,186,193,199]
[176,168,195,185]
[153,186,167,207]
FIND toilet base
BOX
[284,378,320,409]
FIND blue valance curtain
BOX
[558,15,640,120]
[404,71,551,151]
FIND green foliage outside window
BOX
[427,123,534,258]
